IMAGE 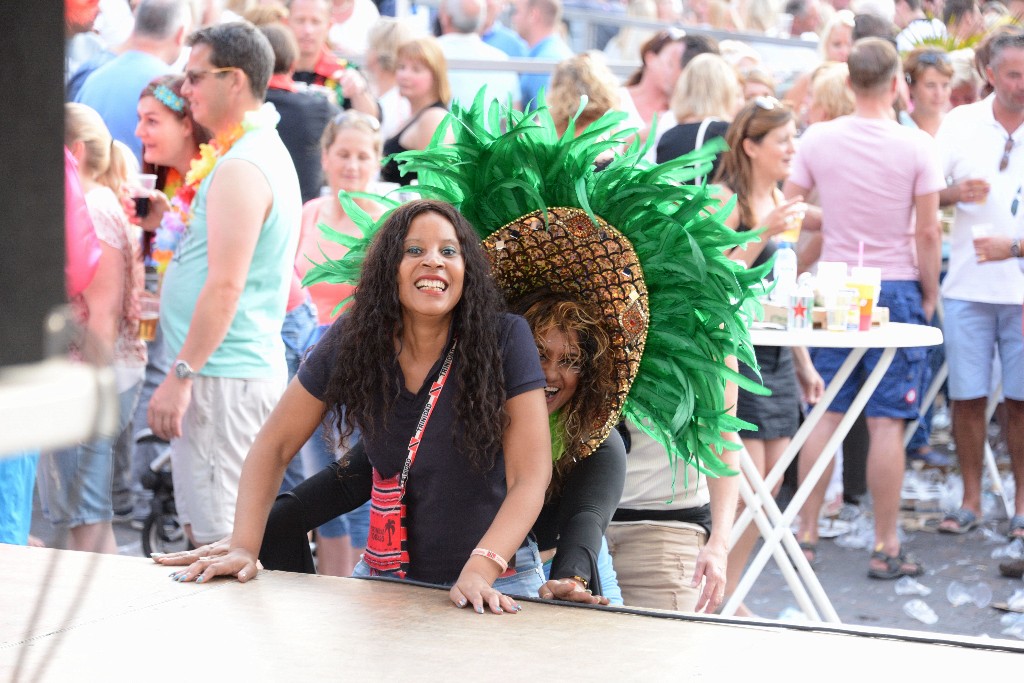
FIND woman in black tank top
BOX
[380,37,451,186]
[712,98,825,616]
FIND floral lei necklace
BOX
[151,104,280,275]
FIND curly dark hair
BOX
[321,200,508,470]
[512,291,614,494]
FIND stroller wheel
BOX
[141,512,187,556]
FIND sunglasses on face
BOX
[1001,136,1014,172]
[183,66,238,86]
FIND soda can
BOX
[787,292,814,329]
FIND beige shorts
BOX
[170,374,285,544]
[606,522,707,613]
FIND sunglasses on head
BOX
[754,96,781,111]
[332,110,382,131]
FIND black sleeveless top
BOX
[380,101,447,186]
[737,219,777,271]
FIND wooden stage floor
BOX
[1,545,1020,680]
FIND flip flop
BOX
[937,508,978,535]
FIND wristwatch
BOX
[173,360,196,380]
[1011,239,1021,258]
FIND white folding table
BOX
[720,322,944,622]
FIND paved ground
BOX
[27,406,1024,644]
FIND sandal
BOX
[937,508,979,535]
[1008,515,1024,541]
[798,540,818,566]
[868,548,924,580]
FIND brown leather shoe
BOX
[999,559,1024,579]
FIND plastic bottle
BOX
[772,243,797,306]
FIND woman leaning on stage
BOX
[160,199,552,614]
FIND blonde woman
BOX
[804,61,855,127]
[655,53,742,182]
[363,17,419,140]
[783,9,855,111]
[38,104,146,554]
[379,37,451,186]
[547,52,621,136]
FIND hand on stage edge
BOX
[538,578,609,605]
[449,562,521,615]
[166,546,262,584]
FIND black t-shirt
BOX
[265,88,340,204]
[532,428,627,590]
[655,119,730,179]
[297,312,545,583]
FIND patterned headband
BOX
[153,84,185,113]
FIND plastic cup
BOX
[138,292,160,342]
[779,208,805,245]
[825,289,853,332]
[972,223,993,262]
[815,261,848,304]
[849,266,881,331]
[133,173,158,219]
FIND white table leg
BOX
[728,346,897,623]
[720,456,826,621]
[730,347,868,546]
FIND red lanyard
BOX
[363,337,458,577]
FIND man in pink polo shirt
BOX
[783,37,945,580]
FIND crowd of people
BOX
[10,0,1024,613]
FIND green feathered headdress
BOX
[303,91,771,481]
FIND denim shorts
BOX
[281,298,319,382]
[943,298,1024,401]
[352,537,544,598]
[810,280,929,419]
[37,381,141,528]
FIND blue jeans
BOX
[352,537,544,598]
[280,299,321,493]
[38,379,142,528]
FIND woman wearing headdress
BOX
[156,96,766,612]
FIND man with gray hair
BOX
[934,31,1024,542]
[438,0,521,111]
[74,0,192,161]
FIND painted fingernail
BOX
[514,603,522,611]
[475,606,484,614]
[195,576,204,583]
[458,598,467,607]
[496,607,503,613]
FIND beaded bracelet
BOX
[471,548,508,572]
